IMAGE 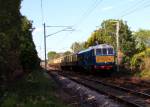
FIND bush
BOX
[130,48,150,75]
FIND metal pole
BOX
[116,21,119,72]
[44,23,47,70]
[104,22,106,35]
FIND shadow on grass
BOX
[1,70,70,107]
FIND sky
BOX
[21,0,150,60]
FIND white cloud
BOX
[102,6,113,11]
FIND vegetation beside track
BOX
[131,48,150,79]
[1,70,71,107]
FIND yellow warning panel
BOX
[96,56,114,63]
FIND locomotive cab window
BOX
[108,48,113,55]
[102,48,107,55]
[96,49,102,55]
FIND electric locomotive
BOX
[77,44,115,71]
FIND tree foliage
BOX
[0,0,40,81]
[86,19,137,58]
[134,29,150,48]
[48,51,57,60]
[0,0,22,81]
[63,51,72,56]
[131,48,150,73]
[71,42,86,53]
[47,51,72,61]
[20,16,40,71]
[86,29,108,47]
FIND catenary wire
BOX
[119,0,150,18]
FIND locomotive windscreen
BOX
[96,49,102,55]
[108,48,113,54]
[96,48,113,55]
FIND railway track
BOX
[102,78,150,95]
[59,72,150,107]
[61,70,150,95]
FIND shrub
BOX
[131,48,150,72]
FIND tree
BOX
[48,51,57,60]
[20,16,40,71]
[63,51,72,56]
[134,29,150,48]
[86,19,137,58]
[86,29,106,47]
[0,0,23,81]
[0,0,40,81]
[71,42,86,53]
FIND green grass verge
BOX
[1,70,70,107]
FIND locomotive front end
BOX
[94,45,116,70]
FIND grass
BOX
[1,70,70,107]
[140,70,150,79]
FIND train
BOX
[48,44,116,72]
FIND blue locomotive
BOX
[49,44,116,72]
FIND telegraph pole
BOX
[43,23,47,69]
[43,23,74,70]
